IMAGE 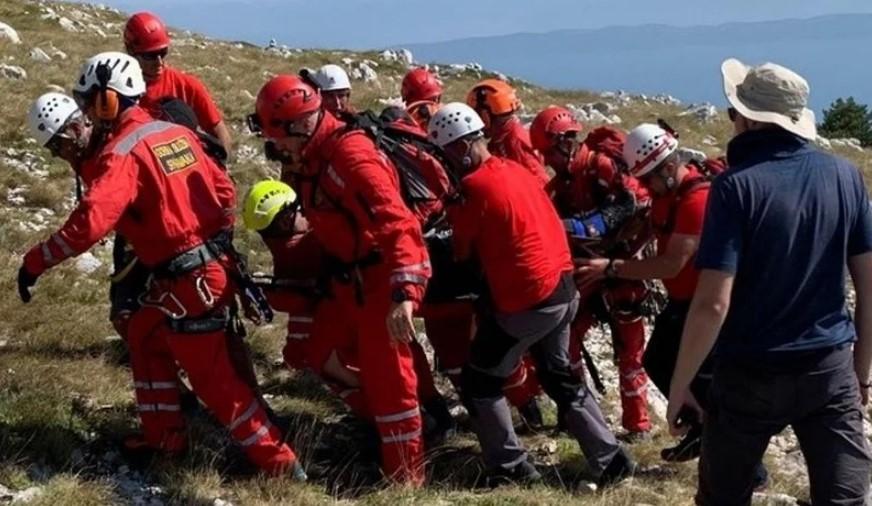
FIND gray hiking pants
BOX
[461,274,621,474]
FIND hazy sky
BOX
[79,0,872,49]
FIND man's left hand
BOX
[387,300,416,345]
[666,386,704,437]
[574,257,609,292]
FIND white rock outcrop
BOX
[679,103,719,122]
[567,103,622,125]
[678,147,708,165]
[830,137,864,152]
[58,16,78,32]
[379,48,414,66]
[75,252,103,275]
[357,62,378,82]
[30,47,52,62]
[0,64,27,80]
[0,20,21,43]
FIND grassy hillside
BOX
[1,0,870,504]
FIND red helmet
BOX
[124,12,170,54]
[255,75,322,139]
[530,106,583,151]
[401,68,443,104]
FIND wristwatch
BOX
[605,258,618,279]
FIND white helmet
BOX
[73,51,146,99]
[428,102,485,148]
[28,92,81,146]
[623,123,679,178]
[313,64,351,91]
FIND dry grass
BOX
[1,0,870,504]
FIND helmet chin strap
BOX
[461,137,476,169]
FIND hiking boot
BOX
[597,448,637,488]
[516,398,545,433]
[485,460,543,488]
[423,395,457,446]
[660,425,702,462]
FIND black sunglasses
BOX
[137,48,168,61]
[45,132,72,157]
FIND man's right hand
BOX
[387,300,416,346]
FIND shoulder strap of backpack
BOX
[663,175,711,234]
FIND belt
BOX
[168,307,231,334]
[154,233,230,278]
[328,250,383,284]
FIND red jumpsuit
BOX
[488,116,550,186]
[23,106,296,473]
[140,66,223,135]
[548,143,653,434]
[295,112,428,485]
[261,220,444,422]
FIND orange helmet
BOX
[401,68,443,104]
[466,79,522,126]
[124,12,170,54]
[405,100,440,130]
[530,106,583,151]
[254,75,321,139]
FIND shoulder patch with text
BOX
[151,136,198,175]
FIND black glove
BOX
[17,265,38,303]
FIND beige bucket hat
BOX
[721,58,816,140]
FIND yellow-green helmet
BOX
[242,180,298,231]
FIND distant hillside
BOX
[404,14,872,113]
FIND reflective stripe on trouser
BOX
[611,319,651,432]
[463,282,620,474]
[362,328,423,485]
[282,312,314,370]
[336,272,423,486]
[128,308,186,452]
[132,262,298,474]
[569,311,651,433]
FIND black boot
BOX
[485,460,543,488]
[516,398,545,433]
[660,424,702,462]
[423,395,457,445]
[597,448,637,488]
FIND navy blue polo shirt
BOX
[696,129,872,361]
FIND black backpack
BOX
[157,97,228,167]
[337,109,459,218]
[336,110,480,303]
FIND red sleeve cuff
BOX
[23,244,48,276]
